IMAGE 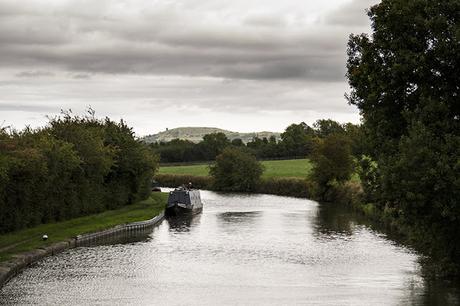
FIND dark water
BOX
[1,191,459,305]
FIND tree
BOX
[313,119,345,138]
[347,0,459,158]
[0,112,159,233]
[346,0,460,275]
[200,132,230,160]
[310,134,354,199]
[280,122,315,157]
[209,148,264,192]
[231,138,244,147]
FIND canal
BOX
[1,191,459,305]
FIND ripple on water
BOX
[1,191,459,305]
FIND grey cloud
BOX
[0,31,348,81]
[243,14,287,28]
[323,0,377,26]
[0,0,373,82]
[70,73,92,79]
[15,70,55,78]
[0,102,57,112]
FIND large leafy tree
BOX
[313,119,345,138]
[280,122,315,157]
[199,132,231,160]
[347,0,459,157]
[347,0,460,276]
[210,148,263,192]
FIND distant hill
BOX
[141,127,281,144]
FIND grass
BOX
[159,163,211,177]
[0,192,168,262]
[158,159,314,179]
[261,159,314,178]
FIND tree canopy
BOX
[310,134,354,199]
[0,112,158,233]
[347,0,460,276]
[209,148,263,192]
[151,120,361,163]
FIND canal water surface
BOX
[1,191,459,305]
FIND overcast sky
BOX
[0,0,378,136]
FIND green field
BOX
[159,159,314,179]
[0,193,168,262]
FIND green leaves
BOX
[310,134,355,200]
[347,0,460,276]
[0,113,159,233]
[210,148,263,192]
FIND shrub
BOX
[310,134,354,200]
[210,148,263,192]
[0,112,159,233]
[154,174,213,189]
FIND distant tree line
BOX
[149,119,363,163]
[0,111,158,233]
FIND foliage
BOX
[356,156,378,203]
[0,111,159,233]
[209,148,263,192]
[310,134,355,199]
[150,120,362,163]
[154,174,213,190]
[200,132,231,160]
[313,119,345,138]
[347,0,459,158]
[256,177,315,198]
[347,0,460,276]
[150,139,197,163]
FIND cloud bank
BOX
[0,0,378,134]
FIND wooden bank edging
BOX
[0,212,165,288]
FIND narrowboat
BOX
[165,186,203,216]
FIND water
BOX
[1,191,459,305]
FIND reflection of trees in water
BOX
[402,276,460,306]
[314,203,405,243]
[217,211,261,224]
[167,214,202,232]
[315,203,460,304]
[417,279,460,306]
[314,203,359,237]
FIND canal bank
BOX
[0,193,167,288]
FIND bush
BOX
[0,112,158,233]
[256,178,315,198]
[210,148,263,192]
[310,134,354,200]
[154,174,213,189]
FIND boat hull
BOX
[165,203,202,217]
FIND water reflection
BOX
[420,279,460,305]
[314,202,356,236]
[218,211,262,223]
[315,202,460,305]
[1,191,459,305]
[166,214,201,232]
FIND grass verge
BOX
[0,192,168,263]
